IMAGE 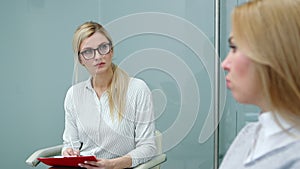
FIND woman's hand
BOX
[62,148,80,157]
[78,155,132,169]
[78,159,116,169]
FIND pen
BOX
[79,142,83,150]
[70,140,83,151]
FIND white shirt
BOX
[62,77,156,167]
[219,120,300,169]
[245,112,300,164]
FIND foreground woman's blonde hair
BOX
[232,0,300,125]
[72,21,129,121]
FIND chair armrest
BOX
[134,154,167,169]
[25,145,63,167]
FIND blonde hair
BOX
[72,21,129,121]
[232,0,300,125]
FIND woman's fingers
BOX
[73,149,80,156]
[78,160,103,169]
[62,148,80,156]
[78,162,99,169]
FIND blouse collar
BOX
[259,111,293,137]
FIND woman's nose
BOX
[94,50,104,60]
[221,55,230,71]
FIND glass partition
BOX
[99,1,216,168]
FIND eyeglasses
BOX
[79,42,112,60]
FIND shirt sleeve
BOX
[61,86,79,153]
[127,80,157,167]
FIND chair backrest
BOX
[153,130,163,169]
[155,130,162,154]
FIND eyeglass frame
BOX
[78,42,112,60]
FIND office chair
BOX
[26,130,166,169]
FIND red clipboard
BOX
[38,156,97,167]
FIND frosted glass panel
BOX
[1,0,218,169]
[99,1,216,168]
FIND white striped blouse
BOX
[62,77,156,167]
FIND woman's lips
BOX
[96,62,105,67]
[225,78,231,88]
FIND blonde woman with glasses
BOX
[61,21,156,169]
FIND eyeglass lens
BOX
[80,43,111,60]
